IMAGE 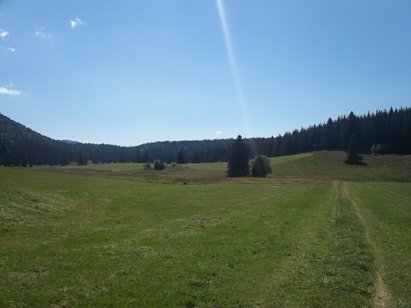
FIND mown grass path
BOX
[347,182,411,307]
[341,182,393,307]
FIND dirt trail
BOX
[339,182,394,308]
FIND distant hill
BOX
[1,107,410,166]
[60,139,81,144]
[0,113,233,166]
[0,113,61,166]
[0,113,54,145]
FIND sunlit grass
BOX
[1,151,410,306]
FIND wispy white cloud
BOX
[0,86,21,96]
[0,46,16,53]
[70,17,87,29]
[0,28,9,38]
[215,130,223,135]
[35,30,52,40]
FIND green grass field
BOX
[0,151,410,306]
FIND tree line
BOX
[1,107,410,167]
[250,107,411,157]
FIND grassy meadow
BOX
[0,151,410,306]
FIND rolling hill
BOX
[1,107,410,166]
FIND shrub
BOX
[143,162,152,170]
[251,155,272,177]
[153,159,165,170]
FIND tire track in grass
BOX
[251,182,374,306]
[341,182,393,308]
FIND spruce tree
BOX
[227,135,250,177]
[345,134,364,165]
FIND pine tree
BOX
[345,134,364,165]
[227,135,250,177]
[176,149,186,164]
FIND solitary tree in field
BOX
[251,155,272,177]
[227,135,250,177]
[345,134,364,165]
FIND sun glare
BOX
[216,0,250,134]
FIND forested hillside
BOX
[0,107,410,166]
[0,114,233,166]
[252,107,411,157]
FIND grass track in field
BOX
[348,182,411,307]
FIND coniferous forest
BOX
[0,107,410,167]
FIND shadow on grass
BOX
[345,155,367,166]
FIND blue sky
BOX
[1,0,410,146]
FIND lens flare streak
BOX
[216,0,250,133]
